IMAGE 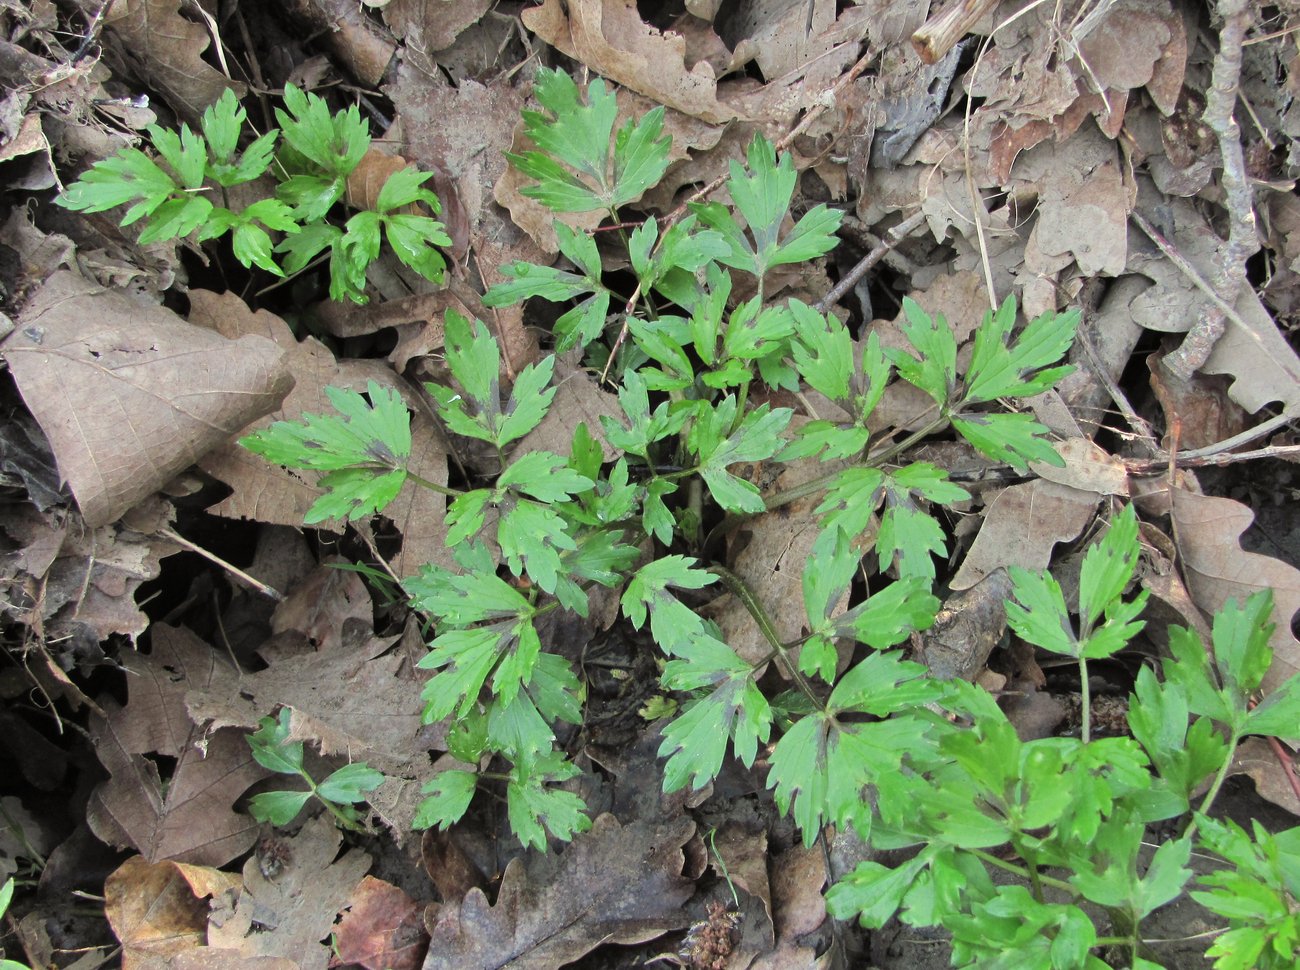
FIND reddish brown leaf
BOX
[334,876,429,970]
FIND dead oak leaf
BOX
[422,814,695,970]
[3,272,292,528]
[207,815,371,970]
[87,624,267,866]
[104,0,246,122]
[104,855,242,970]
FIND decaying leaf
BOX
[103,0,246,122]
[334,875,429,970]
[423,814,695,969]
[104,855,242,970]
[207,815,371,970]
[87,624,267,866]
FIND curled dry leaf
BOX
[423,814,695,970]
[207,815,371,970]
[103,0,246,122]
[104,855,241,970]
[1171,487,1300,695]
[3,273,293,528]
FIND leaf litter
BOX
[1,1,1300,969]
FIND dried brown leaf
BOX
[1170,487,1300,695]
[103,0,245,122]
[207,815,371,970]
[523,0,741,125]
[86,624,266,865]
[104,855,241,970]
[3,273,292,528]
[334,875,428,970]
[950,480,1099,591]
[422,814,695,970]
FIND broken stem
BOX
[157,527,284,602]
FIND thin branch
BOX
[815,209,928,314]
[1163,0,1258,381]
[157,527,284,601]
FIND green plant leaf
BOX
[497,500,578,593]
[499,451,594,503]
[485,222,611,353]
[56,148,180,223]
[247,709,304,775]
[826,848,938,928]
[508,67,669,213]
[405,560,532,625]
[413,769,478,831]
[815,467,884,544]
[688,398,791,514]
[601,369,690,457]
[248,788,313,826]
[952,411,1064,470]
[888,298,958,407]
[963,297,1079,404]
[790,300,853,401]
[276,83,370,178]
[316,762,385,804]
[506,752,590,850]
[831,580,940,650]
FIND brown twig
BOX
[1162,0,1259,381]
[911,0,1002,65]
[1123,442,1300,473]
[815,209,927,314]
[157,527,285,601]
[1129,211,1300,392]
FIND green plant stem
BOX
[302,774,361,831]
[1078,656,1092,744]
[404,469,464,497]
[1186,729,1243,839]
[708,565,823,711]
[966,847,1074,894]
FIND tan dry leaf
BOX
[104,856,242,970]
[187,290,451,576]
[1170,487,1300,695]
[1127,197,1300,416]
[523,0,741,125]
[185,617,440,838]
[4,273,291,528]
[950,480,1099,591]
[769,842,826,942]
[103,0,245,122]
[333,876,428,970]
[270,563,372,653]
[86,624,266,866]
[381,0,492,57]
[423,814,694,970]
[207,815,371,970]
[512,358,622,461]
[711,824,773,947]
[1226,738,1300,816]
[1030,438,1129,496]
[345,150,410,212]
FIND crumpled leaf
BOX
[207,815,371,970]
[422,814,694,969]
[103,0,246,123]
[334,875,428,970]
[104,855,241,970]
[86,624,267,866]
[1171,487,1300,695]
[3,272,292,528]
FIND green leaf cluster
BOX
[246,709,384,831]
[57,86,449,302]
